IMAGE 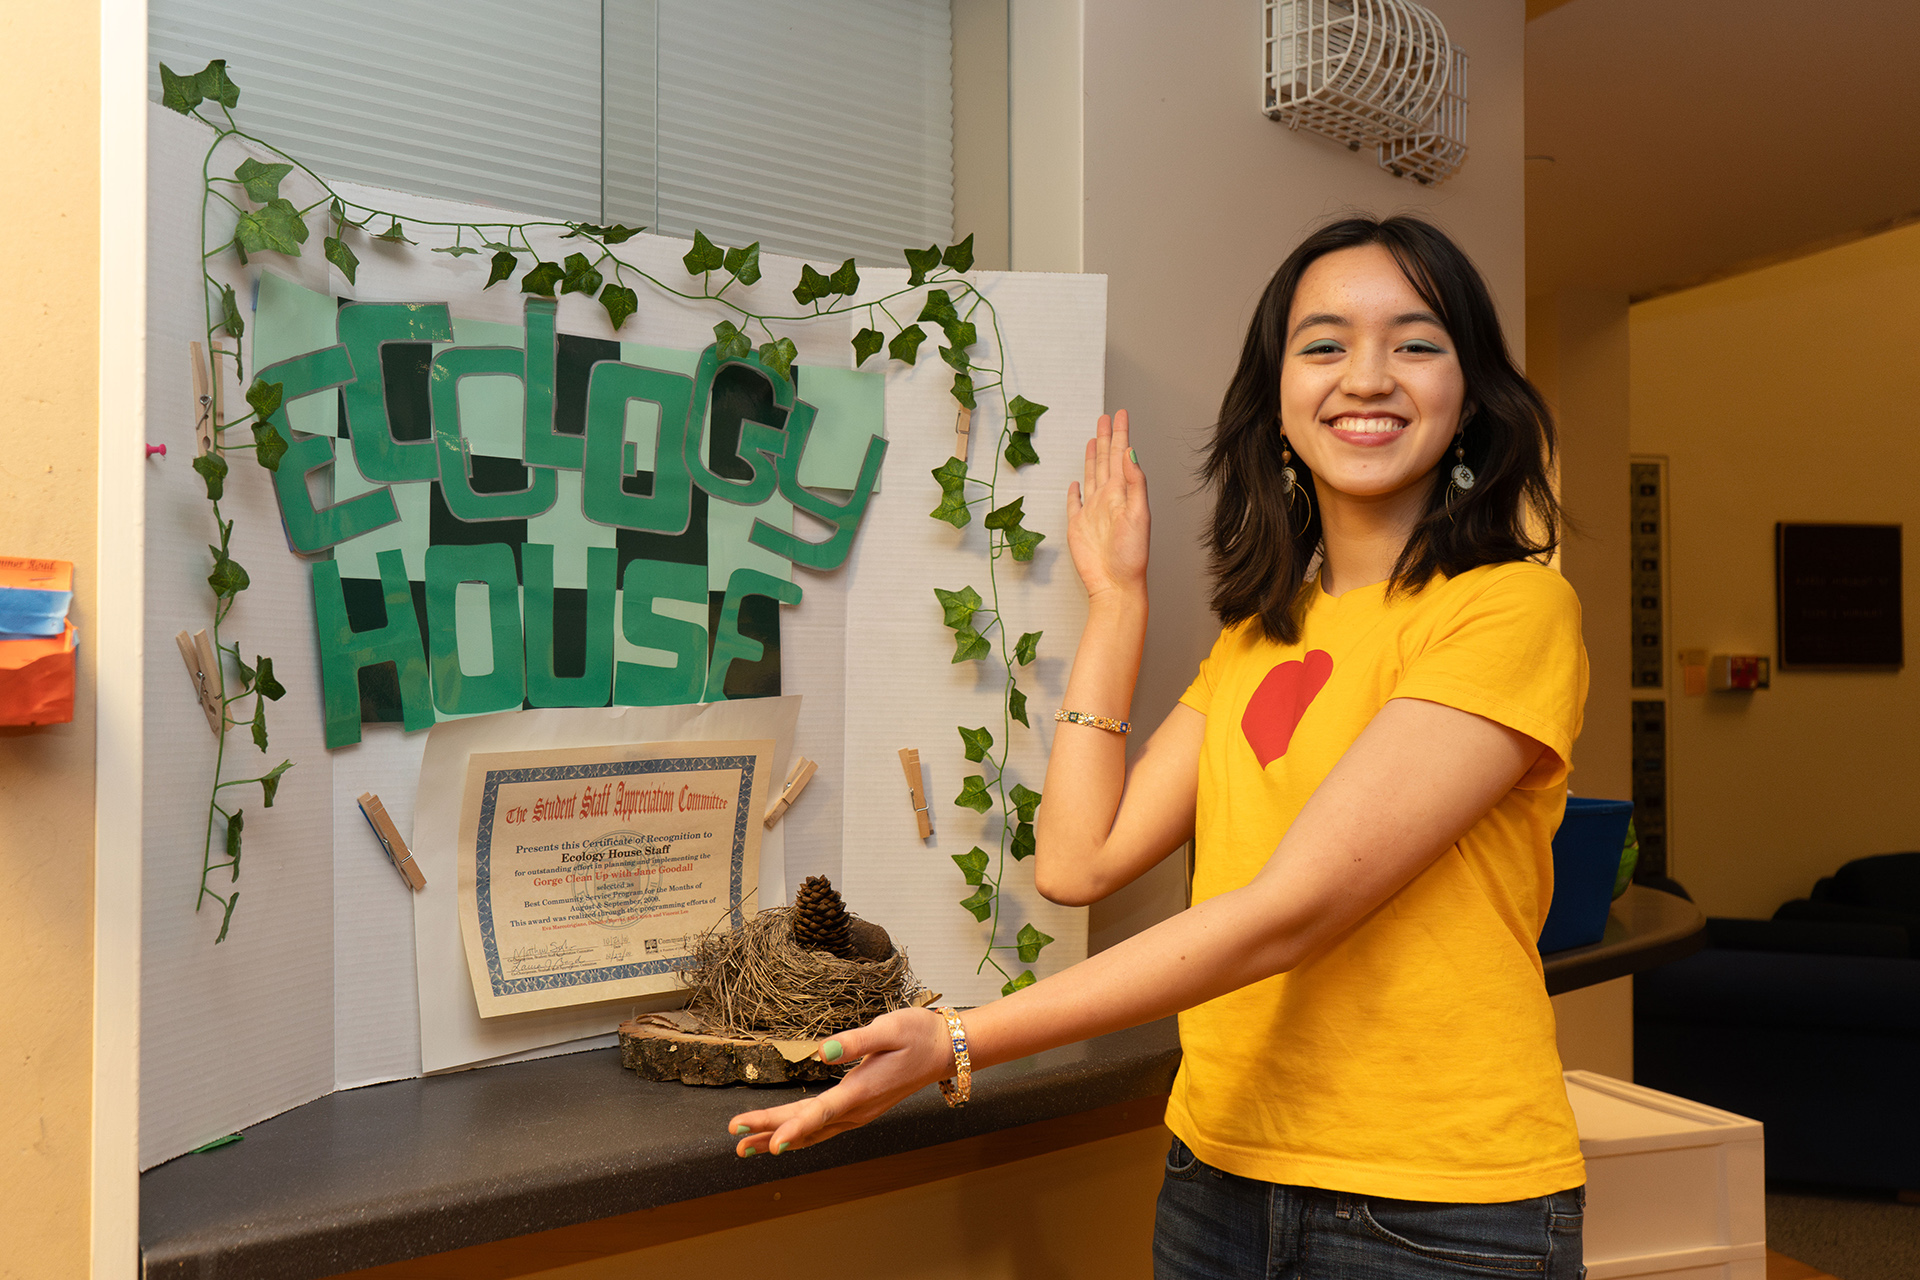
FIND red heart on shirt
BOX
[1241,650,1334,768]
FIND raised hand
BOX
[725,1006,953,1157]
[1066,410,1150,602]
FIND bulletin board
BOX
[141,103,1108,1167]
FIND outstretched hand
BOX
[726,1006,954,1157]
[1066,410,1150,602]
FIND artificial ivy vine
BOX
[168,57,1055,986]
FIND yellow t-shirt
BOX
[1166,560,1589,1202]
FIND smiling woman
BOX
[724,216,1588,1280]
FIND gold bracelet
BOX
[932,1005,971,1108]
[1054,708,1130,734]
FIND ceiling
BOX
[1526,0,1920,301]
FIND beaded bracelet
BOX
[932,1005,971,1108]
[1054,708,1131,735]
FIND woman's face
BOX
[1278,244,1467,510]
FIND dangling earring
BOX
[1445,432,1476,505]
[1280,438,1313,530]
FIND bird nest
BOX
[679,906,923,1041]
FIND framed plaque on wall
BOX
[1775,523,1903,669]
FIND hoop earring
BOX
[1281,439,1313,531]
[1445,432,1476,505]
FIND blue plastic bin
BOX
[1538,797,1634,954]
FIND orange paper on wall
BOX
[0,620,77,725]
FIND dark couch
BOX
[1633,852,1920,1191]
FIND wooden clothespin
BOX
[188,341,216,456]
[358,792,426,890]
[174,628,224,735]
[954,404,972,463]
[899,747,931,840]
[763,756,818,829]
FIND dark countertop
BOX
[1542,884,1705,995]
[141,890,1701,1279]
[140,1018,1183,1280]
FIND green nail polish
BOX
[777,1141,791,1153]
[734,1124,750,1135]
[821,1039,844,1062]
[1128,448,1138,464]
[742,1146,759,1157]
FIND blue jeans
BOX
[1154,1137,1585,1279]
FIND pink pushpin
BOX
[147,443,167,458]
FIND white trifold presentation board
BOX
[140,104,1106,1167]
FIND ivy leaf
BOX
[722,241,762,285]
[433,243,479,257]
[984,497,1027,531]
[225,808,244,866]
[1016,921,1053,962]
[1004,431,1039,469]
[1007,525,1046,562]
[951,625,991,663]
[259,759,292,807]
[255,656,286,700]
[888,324,927,365]
[207,551,251,599]
[930,458,972,528]
[196,60,241,109]
[943,234,976,273]
[757,336,798,384]
[939,343,970,373]
[232,652,256,685]
[374,220,414,245]
[215,892,240,943]
[918,289,960,329]
[323,235,359,285]
[1001,970,1036,996]
[481,240,520,253]
[960,883,995,922]
[683,230,725,275]
[521,260,564,296]
[1008,394,1049,434]
[564,222,643,244]
[560,252,602,295]
[827,257,860,296]
[485,249,517,289]
[958,725,993,762]
[218,284,244,338]
[1010,782,1043,823]
[713,320,752,362]
[930,487,970,528]
[245,379,284,421]
[933,584,982,629]
[251,697,269,752]
[792,263,832,306]
[234,158,292,204]
[1014,630,1042,665]
[1009,680,1029,727]
[904,244,942,287]
[950,373,976,410]
[599,283,638,331]
[940,319,978,351]
[1011,822,1036,862]
[852,327,884,367]
[251,422,288,472]
[192,451,228,501]
[952,846,990,886]
[233,198,309,257]
[955,775,994,814]
[159,63,203,114]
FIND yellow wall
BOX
[1630,221,1920,918]
[0,3,102,1275]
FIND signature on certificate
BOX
[505,940,596,976]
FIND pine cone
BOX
[792,875,855,960]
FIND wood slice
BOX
[617,1016,845,1087]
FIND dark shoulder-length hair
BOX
[1202,214,1560,644]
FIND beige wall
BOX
[0,4,102,1275]
[1079,0,1531,948]
[1629,222,1920,919]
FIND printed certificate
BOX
[455,738,775,1016]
